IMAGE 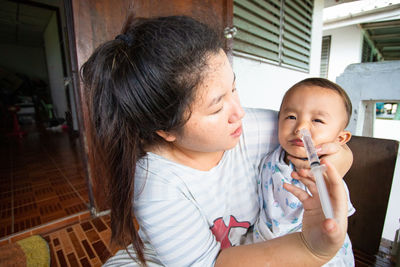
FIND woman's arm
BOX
[216,232,328,266]
[216,159,348,267]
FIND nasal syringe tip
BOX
[300,128,311,137]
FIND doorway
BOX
[0,0,89,240]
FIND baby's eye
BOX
[313,118,324,123]
[232,87,237,93]
[287,115,296,120]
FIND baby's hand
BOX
[283,159,348,260]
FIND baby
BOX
[254,78,355,266]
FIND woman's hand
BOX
[284,159,348,260]
[287,143,353,177]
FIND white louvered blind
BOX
[233,0,314,72]
[320,35,331,78]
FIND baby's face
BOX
[278,85,348,159]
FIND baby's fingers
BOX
[283,183,310,203]
[292,171,318,197]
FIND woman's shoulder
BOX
[242,107,278,137]
[134,153,203,200]
[136,153,191,182]
[238,108,279,164]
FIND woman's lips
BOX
[231,126,242,137]
[290,139,304,146]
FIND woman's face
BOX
[169,49,245,155]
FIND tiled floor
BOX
[0,123,90,240]
[1,123,397,266]
[42,216,397,267]
[42,214,122,267]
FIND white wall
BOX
[233,56,309,110]
[323,25,363,82]
[337,61,400,135]
[233,0,324,111]
[0,44,48,81]
[44,13,68,119]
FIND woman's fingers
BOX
[295,168,313,180]
[288,142,353,178]
[320,159,348,226]
[290,158,348,221]
[286,155,309,169]
[316,142,340,157]
[321,159,341,186]
[297,160,348,258]
[319,144,353,177]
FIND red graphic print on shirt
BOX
[210,216,250,249]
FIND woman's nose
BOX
[228,98,245,123]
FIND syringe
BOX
[300,129,334,219]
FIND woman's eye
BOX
[212,107,223,114]
[232,87,237,93]
[287,115,296,120]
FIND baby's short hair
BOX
[283,78,352,127]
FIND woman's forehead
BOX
[191,52,234,108]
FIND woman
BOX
[81,15,352,266]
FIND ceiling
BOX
[361,19,400,60]
[0,0,55,47]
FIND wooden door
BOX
[130,0,234,56]
[66,0,233,212]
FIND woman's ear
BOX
[337,130,352,145]
[156,130,176,142]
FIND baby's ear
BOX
[337,130,352,145]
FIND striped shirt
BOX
[105,108,279,267]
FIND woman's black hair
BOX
[80,15,223,265]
